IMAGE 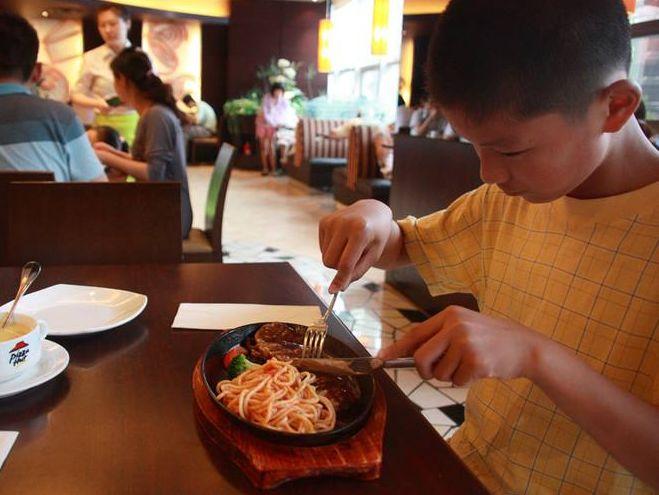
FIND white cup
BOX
[0,313,48,382]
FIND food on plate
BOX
[216,358,336,433]
[215,322,365,433]
[227,354,258,379]
[248,322,305,361]
[246,322,362,413]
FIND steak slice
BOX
[314,374,361,414]
[248,322,305,362]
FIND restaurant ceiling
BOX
[21,0,230,22]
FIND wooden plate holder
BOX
[192,359,387,489]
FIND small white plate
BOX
[0,284,148,336]
[0,340,69,399]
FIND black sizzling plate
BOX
[201,322,375,447]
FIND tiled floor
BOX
[188,167,468,439]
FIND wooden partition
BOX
[0,171,55,263]
[386,135,483,314]
[1,182,182,266]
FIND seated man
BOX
[177,94,218,140]
[0,12,106,182]
[409,98,447,137]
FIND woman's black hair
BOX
[110,47,185,125]
[269,82,285,96]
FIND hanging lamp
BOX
[371,0,390,56]
[318,1,333,73]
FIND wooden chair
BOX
[182,142,236,263]
[0,171,55,262]
[0,182,182,266]
[386,136,483,314]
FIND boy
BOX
[319,0,658,492]
[0,11,106,182]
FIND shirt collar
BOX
[103,41,132,59]
[0,83,31,96]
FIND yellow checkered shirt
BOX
[398,182,658,494]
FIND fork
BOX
[302,292,338,358]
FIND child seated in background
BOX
[86,125,126,152]
[318,0,658,492]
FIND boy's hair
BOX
[97,4,130,22]
[0,11,39,82]
[427,0,631,121]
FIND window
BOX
[631,34,659,119]
[327,0,404,123]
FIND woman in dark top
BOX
[94,47,192,238]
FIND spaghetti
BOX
[216,358,337,433]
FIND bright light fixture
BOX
[318,18,333,73]
[371,0,390,56]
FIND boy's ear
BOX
[601,79,642,133]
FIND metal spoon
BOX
[1,261,42,328]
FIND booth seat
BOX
[333,124,391,205]
[284,117,349,189]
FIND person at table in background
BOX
[256,82,298,175]
[71,4,139,147]
[0,12,106,182]
[86,125,126,151]
[86,125,129,181]
[318,0,658,493]
[177,93,218,142]
[94,47,192,239]
[409,97,447,138]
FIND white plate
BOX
[0,284,148,336]
[0,340,69,399]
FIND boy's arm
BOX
[319,200,411,293]
[379,306,659,489]
[530,335,659,489]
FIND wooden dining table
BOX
[0,262,488,494]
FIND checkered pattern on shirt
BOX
[398,183,658,494]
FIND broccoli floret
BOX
[227,354,258,379]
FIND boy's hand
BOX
[319,200,394,293]
[378,306,545,386]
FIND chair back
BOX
[294,118,350,167]
[346,124,381,190]
[205,143,237,255]
[0,171,55,262]
[1,182,182,266]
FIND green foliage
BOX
[222,97,260,117]
[223,57,318,124]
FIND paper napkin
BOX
[0,431,18,470]
[171,303,321,331]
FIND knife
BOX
[291,357,416,376]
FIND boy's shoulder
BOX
[462,181,658,222]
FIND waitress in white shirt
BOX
[71,4,139,146]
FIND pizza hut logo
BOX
[8,341,29,367]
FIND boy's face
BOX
[441,104,608,203]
